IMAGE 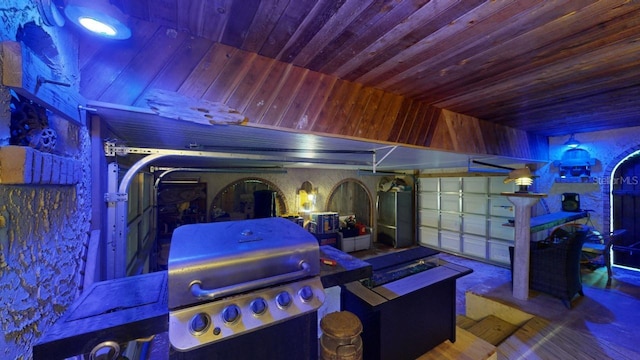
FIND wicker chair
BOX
[509,227,588,308]
[581,229,627,282]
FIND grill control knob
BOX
[250,298,267,315]
[298,286,314,302]
[190,313,210,334]
[222,305,241,324]
[276,291,292,308]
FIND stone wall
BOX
[536,126,640,234]
[1,1,91,359]
[202,169,378,214]
[0,109,91,360]
[167,168,410,226]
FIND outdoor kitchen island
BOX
[34,245,470,360]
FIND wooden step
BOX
[417,327,497,360]
[499,316,640,360]
[466,315,519,346]
[456,314,478,330]
[462,291,640,359]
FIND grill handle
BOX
[190,260,312,300]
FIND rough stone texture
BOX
[1,1,80,91]
[0,2,40,41]
[1,1,90,359]
[539,126,640,233]
[0,126,91,360]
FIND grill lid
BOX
[168,217,320,309]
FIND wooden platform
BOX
[425,291,640,360]
[417,327,497,360]
[464,315,518,346]
[499,316,640,360]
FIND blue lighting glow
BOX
[64,2,131,40]
[78,17,116,37]
[564,134,580,148]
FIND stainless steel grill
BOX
[168,217,325,352]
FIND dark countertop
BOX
[319,245,372,288]
[530,211,589,233]
[502,211,589,233]
[33,245,371,359]
[365,246,439,271]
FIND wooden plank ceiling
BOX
[105,0,640,137]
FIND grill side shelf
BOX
[32,271,169,360]
[319,245,372,288]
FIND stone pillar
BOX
[503,193,546,300]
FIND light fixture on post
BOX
[564,134,580,149]
[500,167,547,301]
[63,0,131,40]
[504,167,535,193]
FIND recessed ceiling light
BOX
[63,0,131,40]
[78,17,117,36]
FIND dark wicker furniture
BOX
[510,226,588,308]
[582,228,627,282]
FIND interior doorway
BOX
[611,151,640,270]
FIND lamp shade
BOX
[504,167,533,184]
[564,134,580,148]
[64,0,131,40]
[504,167,535,192]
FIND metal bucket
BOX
[320,311,363,360]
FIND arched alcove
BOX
[210,177,288,221]
[325,178,373,228]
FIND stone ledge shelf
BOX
[0,145,81,185]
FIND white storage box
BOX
[341,234,371,253]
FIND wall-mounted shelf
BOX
[554,177,597,183]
